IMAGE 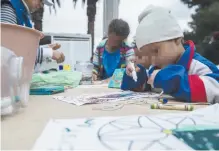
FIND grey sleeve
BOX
[1,3,17,24]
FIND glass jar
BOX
[75,61,94,85]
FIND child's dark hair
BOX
[108,19,130,38]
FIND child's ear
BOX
[175,38,182,46]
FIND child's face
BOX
[134,48,151,68]
[107,33,126,50]
[138,39,183,69]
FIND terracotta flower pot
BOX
[1,23,43,106]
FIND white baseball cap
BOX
[43,0,54,6]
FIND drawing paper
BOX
[33,104,219,150]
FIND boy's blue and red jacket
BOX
[121,40,219,104]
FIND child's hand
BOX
[52,50,65,63]
[147,69,160,88]
[49,43,61,50]
[126,62,140,77]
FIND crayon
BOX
[130,62,137,82]
[151,103,194,111]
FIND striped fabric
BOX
[92,39,134,79]
[1,3,17,24]
[0,2,51,67]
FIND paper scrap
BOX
[53,91,162,106]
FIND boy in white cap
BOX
[124,5,219,104]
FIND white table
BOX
[1,87,207,150]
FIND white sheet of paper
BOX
[33,104,219,150]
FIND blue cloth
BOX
[30,86,65,95]
[10,0,32,28]
[102,48,121,79]
[121,64,150,91]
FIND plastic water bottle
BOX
[75,61,94,85]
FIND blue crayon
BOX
[158,98,168,104]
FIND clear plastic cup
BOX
[1,47,23,115]
[75,61,94,85]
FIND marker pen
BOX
[130,62,137,82]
